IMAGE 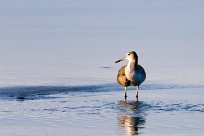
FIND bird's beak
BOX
[115,57,125,63]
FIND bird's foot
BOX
[136,95,138,101]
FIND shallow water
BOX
[0,84,204,136]
[1,0,204,135]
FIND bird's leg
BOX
[136,86,139,101]
[124,87,127,99]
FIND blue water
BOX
[1,0,204,135]
[0,83,203,100]
[0,0,204,86]
[0,84,204,136]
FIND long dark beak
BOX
[115,57,125,63]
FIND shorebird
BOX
[115,51,146,100]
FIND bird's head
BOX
[115,51,138,63]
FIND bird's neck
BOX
[127,59,138,70]
[125,59,138,81]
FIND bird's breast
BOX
[125,67,135,81]
[125,65,146,85]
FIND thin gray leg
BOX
[124,87,127,99]
[136,86,139,101]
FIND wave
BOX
[0,83,203,100]
[0,85,106,100]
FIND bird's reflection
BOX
[117,100,146,136]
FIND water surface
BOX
[1,0,204,86]
[0,1,204,136]
[0,84,204,136]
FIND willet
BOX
[115,51,146,100]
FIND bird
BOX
[115,51,146,100]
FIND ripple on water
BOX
[0,83,203,100]
[147,102,204,113]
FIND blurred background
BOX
[0,0,204,86]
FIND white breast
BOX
[125,65,135,81]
